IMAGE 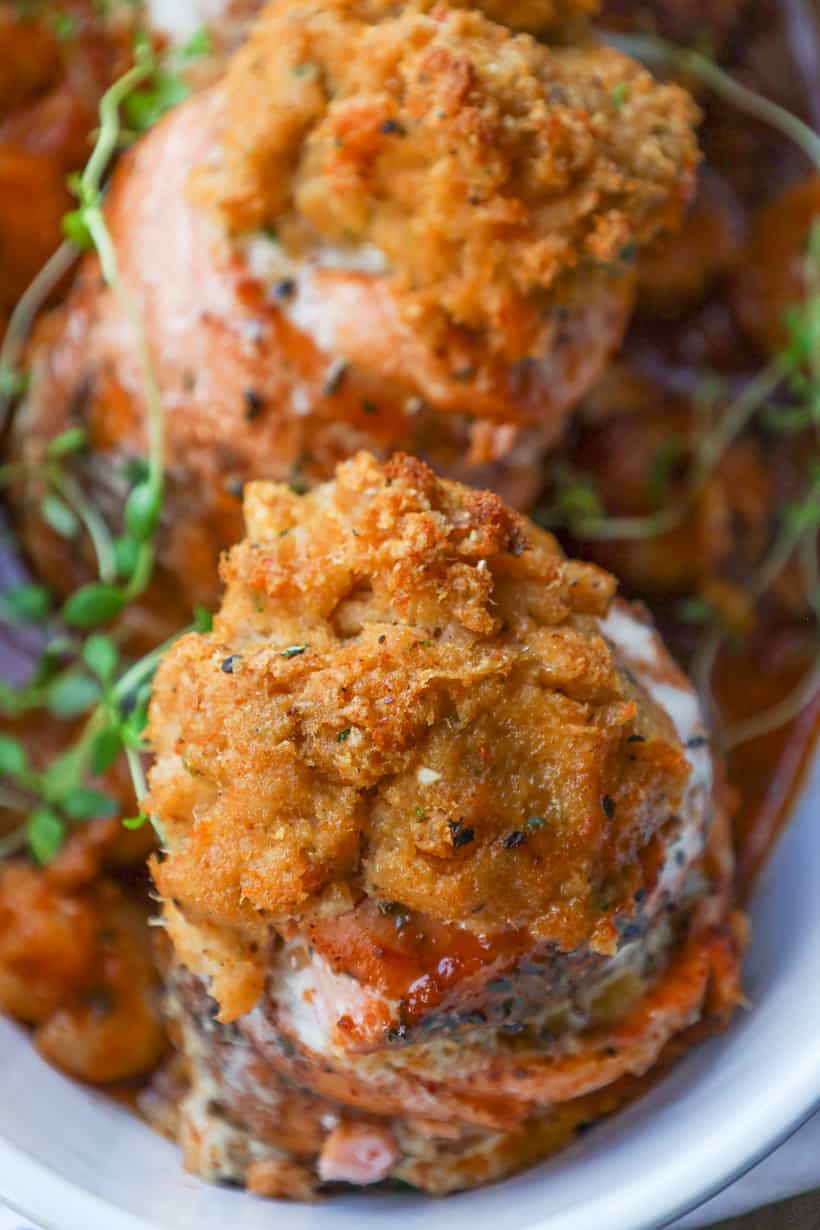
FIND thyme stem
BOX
[54,472,118,584]
[0,242,78,432]
[604,32,820,174]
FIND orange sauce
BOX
[715,647,820,891]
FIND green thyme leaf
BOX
[46,427,88,459]
[63,583,124,628]
[0,735,27,779]
[281,644,309,658]
[62,786,119,821]
[83,633,119,682]
[336,727,352,742]
[124,69,190,133]
[90,726,123,775]
[527,815,546,829]
[113,534,140,580]
[47,673,101,718]
[28,808,65,864]
[124,481,161,540]
[42,748,83,804]
[0,583,51,624]
[122,456,150,485]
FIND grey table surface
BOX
[714,1191,820,1229]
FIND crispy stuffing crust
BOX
[198,0,699,357]
[147,453,694,1020]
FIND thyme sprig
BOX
[541,37,820,749]
[0,32,214,859]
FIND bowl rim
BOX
[2,769,820,1230]
[2,1085,820,1230]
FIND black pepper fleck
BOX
[220,656,238,673]
[243,388,265,420]
[502,830,526,849]
[601,794,616,819]
[449,819,475,849]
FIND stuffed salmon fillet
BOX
[142,453,745,1197]
[9,0,699,646]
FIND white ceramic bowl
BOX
[1,757,818,1230]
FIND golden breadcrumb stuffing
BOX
[198,0,699,357]
[146,454,691,1017]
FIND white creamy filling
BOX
[600,602,713,907]
[145,0,233,39]
[240,233,389,358]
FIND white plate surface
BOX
[1,758,819,1230]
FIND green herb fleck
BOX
[194,605,213,633]
[122,813,149,830]
[612,82,630,110]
